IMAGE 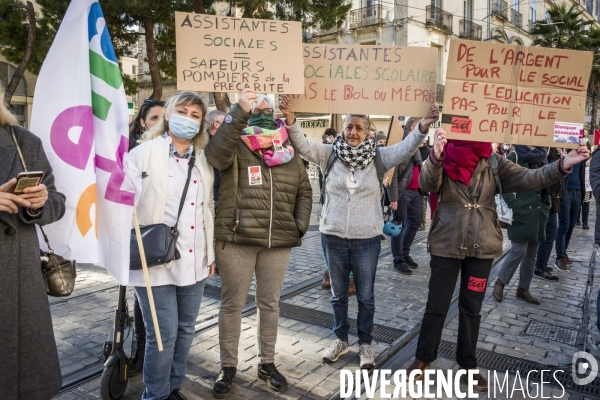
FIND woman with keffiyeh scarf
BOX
[407,130,589,392]
[493,146,553,306]
[279,94,440,370]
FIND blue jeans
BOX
[135,280,206,400]
[555,190,582,260]
[391,189,422,263]
[535,213,558,271]
[322,234,380,344]
[322,233,353,278]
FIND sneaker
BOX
[168,389,188,400]
[393,262,413,275]
[533,269,559,281]
[576,221,582,226]
[348,278,356,296]
[257,363,288,392]
[213,367,237,399]
[404,256,419,268]
[417,223,426,231]
[322,339,348,363]
[459,369,488,392]
[358,343,375,369]
[554,259,570,271]
[583,224,590,230]
[565,254,573,266]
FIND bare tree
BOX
[3,1,35,105]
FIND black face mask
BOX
[377,144,385,148]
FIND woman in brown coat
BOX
[0,95,65,399]
[407,129,589,391]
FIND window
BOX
[431,0,441,8]
[0,62,27,97]
[464,0,473,20]
[132,65,137,75]
[513,0,519,11]
[530,0,536,22]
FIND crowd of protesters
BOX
[3,83,597,400]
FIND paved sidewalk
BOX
[53,179,598,400]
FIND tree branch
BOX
[4,1,35,105]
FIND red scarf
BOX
[443,140,492,186]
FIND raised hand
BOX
[278,95,295,126]
[563,145,590,169]
[238,88,258,113]
[432,128,447,159]
[419,105,440,133]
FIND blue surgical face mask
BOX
[169,114,200,140]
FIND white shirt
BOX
[126,135,215,287]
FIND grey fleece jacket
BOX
[287,121,427,239]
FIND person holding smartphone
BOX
[0,92,66,400]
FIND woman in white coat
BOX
[127,91,215,400]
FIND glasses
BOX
[143,99,166,107]
[252,108,273,116]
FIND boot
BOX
[516,287,541,305]
[492,279,504,302]
[348,278,356,295]
[406,358,430,382]
[128,337,145,376]
[257,363,288,392]
[213,367,237,399]
[322,270,331,289]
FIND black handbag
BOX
[130,152,195,270]
[40,227,77,297]
[11,126,77,297]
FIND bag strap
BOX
[11,126,54,252]
[321,148,386,207]
[490,153,502,196]
[173,151,196,232]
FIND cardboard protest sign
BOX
[442,39,593,148]
[175,12,304,93]
[290,44,438,116]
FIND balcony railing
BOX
[349,4,383,30]
[491,0,508,20]
[426,5,453,33]
[511,8,523,28]
[459,19,483,40]
[312,25,341,37]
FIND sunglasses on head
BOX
[143,99,166,107]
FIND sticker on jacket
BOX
[225,114,233,124]
[248,166,262,185]
[467,277,487,292]
[272,138,284,153]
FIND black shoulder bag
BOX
[130,152,196,270]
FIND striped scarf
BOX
[240,119,295,167]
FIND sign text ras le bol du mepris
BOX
[290,44,438,117]
[175,12,304,94]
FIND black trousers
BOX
[416,256,493,369]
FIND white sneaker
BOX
[358,343,375,369]
[322,339,348,363]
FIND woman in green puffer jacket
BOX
[205,89,312,398]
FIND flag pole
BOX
[132,209,163,351]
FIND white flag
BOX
[30,0,136,285]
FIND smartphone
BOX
[11,171,44,195]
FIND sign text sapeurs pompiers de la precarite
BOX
[175,12,305,94]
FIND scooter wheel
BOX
[100,361,128,400]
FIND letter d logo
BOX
[572,351,598,386]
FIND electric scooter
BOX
[100,285,133,399]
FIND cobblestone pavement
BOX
[53,179,598,400]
